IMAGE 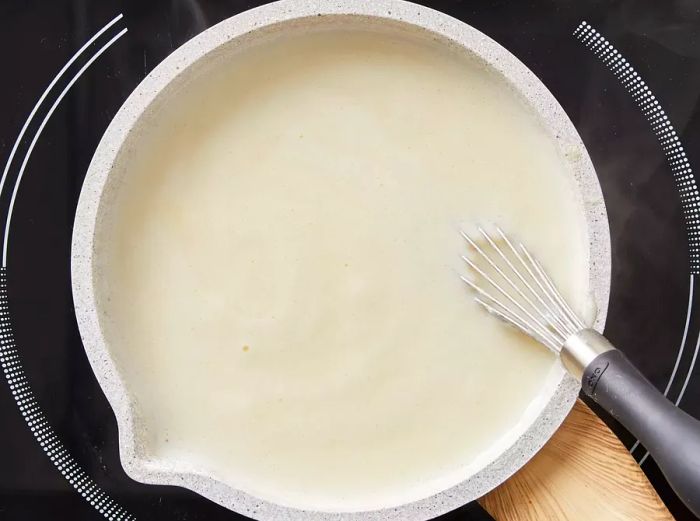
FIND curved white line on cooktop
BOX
[0,17,133,521]
[676,330,700,406]
[574,21,700,463]
[665,275,694,397]
[630,274,693,455]
[0,14,123,209]
[2,27,128,266]
[639,329,700,464]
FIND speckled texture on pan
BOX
[71,1,611,519]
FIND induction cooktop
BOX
[1,1,699,520]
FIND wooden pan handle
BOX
[478,399,673,520]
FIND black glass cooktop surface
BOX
[1,1,699,520]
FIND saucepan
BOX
[71,1,610,519]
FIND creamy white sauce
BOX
[96,29,589,511]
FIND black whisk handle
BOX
[581,347,700,517]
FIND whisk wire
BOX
[531,255,586,331]
[460,254,563,348]
[461,274,562,349]
[474,297,560,352]
[521,247,583,333]
[493,228,576,337]
[460,233,568,340]
[476,228,572,339]
[461,227,586,352]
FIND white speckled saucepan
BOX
[71,1,611,519]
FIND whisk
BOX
[461,227,700,516]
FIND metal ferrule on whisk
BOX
[561,329,615,381]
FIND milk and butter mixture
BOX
[96,29,590,511]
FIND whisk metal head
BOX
[460,227,586,353]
